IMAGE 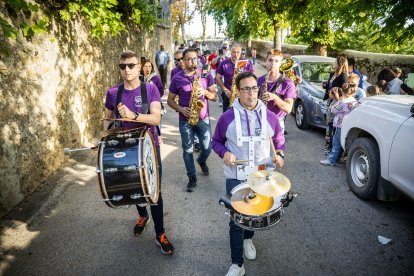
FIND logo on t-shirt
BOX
[254,127,262,136]
[135,96,142,107]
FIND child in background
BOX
[320,83,358,166]
[366,85,381,96]
[324,87,343,155]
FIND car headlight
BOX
[308,95,326,108]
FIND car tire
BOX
[295,101,309,129]
[346,138,380,199]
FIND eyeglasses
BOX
[267,58,281,63]
[175,57,184,62]
[119,63,139,70]
[185,57,198,62]
[240,86,259,93]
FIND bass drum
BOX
[97,128,160,208]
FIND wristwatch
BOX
[276,151,285,159]
[133,112,139,120]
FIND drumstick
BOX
[233,159,252,164]
[268,136,277,159]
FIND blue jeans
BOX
[328,127,342,165]
[179,118,212,177]
[136,146,164,236]
[226,179,255,265]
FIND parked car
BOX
[341,95,414,201]
[291,55,370,130]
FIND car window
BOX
[301,62,333,83]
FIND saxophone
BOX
[259,72,269,104]
[229,59,240,106]
[188,73,205,126]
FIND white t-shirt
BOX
[388,78,403,95]
[159,51,166,65]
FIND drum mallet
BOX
[63,144,101,155]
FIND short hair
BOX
[231,44,242,50]
[366,85,381,96]
[267,49,283,58]
[393,67,402,73]
[174,50,184,56]
[120,50,138,60]
[183,48,198,58]
[348,57,356,67]
[235,72,257,89]
[348,73,360,83]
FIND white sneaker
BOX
[219,103,223,107]
[225,264,245,276]
[243,239,256,260]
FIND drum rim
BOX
[97,136,116,208]
[139,130,160,204]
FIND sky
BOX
[184,10,227,39]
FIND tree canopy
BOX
[207,0,414,55]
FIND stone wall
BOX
[0,7,171,217]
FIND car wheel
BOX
[295,101,309,129]
[346,138,380,199]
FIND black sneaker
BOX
[284,130,288,135]
[198,162,209,175]
[134,216,150,237]
[194,143,201,152]
[155,233,174,255]
[187,176,197,192]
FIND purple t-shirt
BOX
[216,58,254,90]
[257,75,296,118]
[169,69,215,122]
[105,83,161,145]
[150,75,164,97]
[170,66,183,80]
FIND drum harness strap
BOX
[113,82,160,135]
[233,102,268,178]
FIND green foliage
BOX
[1,0,49,39]
[59,0,158,39]
[0,0,159,41]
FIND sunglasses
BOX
[119,63,139,70]
[175,57,184,62]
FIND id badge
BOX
[236,165,248,181]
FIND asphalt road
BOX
[1,63,413,276]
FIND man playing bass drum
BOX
[104,50,174,255]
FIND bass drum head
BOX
[140,130,160,204]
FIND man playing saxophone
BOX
[216,44,254,112]
[167,48,217,192]
[258,49,296,133]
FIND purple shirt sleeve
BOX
[151,75,164,97]
[267,110,285,151]
[212,111,234,158]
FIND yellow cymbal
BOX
[247,171,291,197]
[231,188,274,215]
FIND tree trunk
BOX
[311,42,328,56]
[180,23,186,44]
[273,20,282,50]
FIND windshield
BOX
[299,62,334,83]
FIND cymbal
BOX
[231,188,274,215]
[247,171,291,197]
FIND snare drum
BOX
[97,129,160,208]
[229,183,286,231]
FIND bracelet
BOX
[276,151,285,159]
[133,112,139,120]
